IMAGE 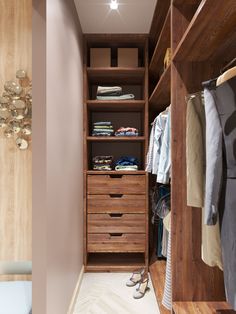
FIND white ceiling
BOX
[74,0,157,34]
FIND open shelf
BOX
[86,253,145,272]
[172,0,236,62]
[149,7,171,78]
[87,67,145,84]
[87,170,146,175]
[87,136,145,142]
[87,100,145,112]
[149,65,171,110]
[149,0,171,51]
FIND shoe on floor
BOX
[133,273,149,299]
[126,268,145,287]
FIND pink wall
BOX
[33,0,84,313]
[32,1,47,313]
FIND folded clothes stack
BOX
[115,156,139,171]
[115,127,139,137]
[96,86,135,100]
[92,121,114,136]
[93,155,113,171]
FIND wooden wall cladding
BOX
[0,0,32,261]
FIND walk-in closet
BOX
[1,0,236,313]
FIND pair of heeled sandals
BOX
[126,268,149,299]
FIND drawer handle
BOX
[109,174,123,179]
[109,233,123,238]
[109,194,123,198]
[109,213,123,218]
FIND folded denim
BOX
[93,121,112,126]
[115,156,139,166]
[96,94,135,100]
[92,132,113,136]
[115,165,138,171]
[115,131,138,137]
[97,86,122,96]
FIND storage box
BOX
[90,48,111,67]
[118,48,139,67]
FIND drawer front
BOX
[87,194,146,213]
[87,174,146,195]
[87,233,145,253]
[88,213,145,233]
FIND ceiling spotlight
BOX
[110,0,118,10]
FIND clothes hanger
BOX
[217,57,236,86]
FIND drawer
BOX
[88,213,146,233]
[87,194,146,213]
[87,233,146,253]
[87,174,146,195]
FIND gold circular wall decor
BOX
[0,70,32,150]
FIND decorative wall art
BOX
[0,70,32,150]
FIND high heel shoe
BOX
[126,268,145,287]
[133,273,149,299]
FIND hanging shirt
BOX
[146,110,168,174]
[157,108,171,184]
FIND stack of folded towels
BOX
[115,156,139,171]
[115,127,139,137]
[92,121,114,136]
[93,155,113,171]
[96,86,135,100]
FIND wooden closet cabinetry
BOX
[84,35,149,271]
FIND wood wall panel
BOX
[0,0,32,261]
[171,61,225,302]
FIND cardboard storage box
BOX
[118,48,139,67]
[90,48,111,67]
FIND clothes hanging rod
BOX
[221,57,236,73]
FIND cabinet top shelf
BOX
[87,67,145,84]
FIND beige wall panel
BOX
[0,0,32,261]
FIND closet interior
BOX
[83,35,149,271]
[83,0,236,312]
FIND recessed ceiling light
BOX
[110,0,118,10]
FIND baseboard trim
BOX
[67,265,84,314]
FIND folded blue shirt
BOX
[115,156,139,166]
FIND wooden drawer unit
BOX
[87,233,146,253]
[87,194,146,213]
[87,174,146,195]
[88,213,145,233]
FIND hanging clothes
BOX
[203,74,236,310]
[157,108,171,184]
[146,106,171,184]
[186,92,223,270]
[146,110,168,175]
[162,212,172,310]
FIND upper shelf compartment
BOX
[87,68,145,85]
[149,8,170,79]
[173,0,236,62]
